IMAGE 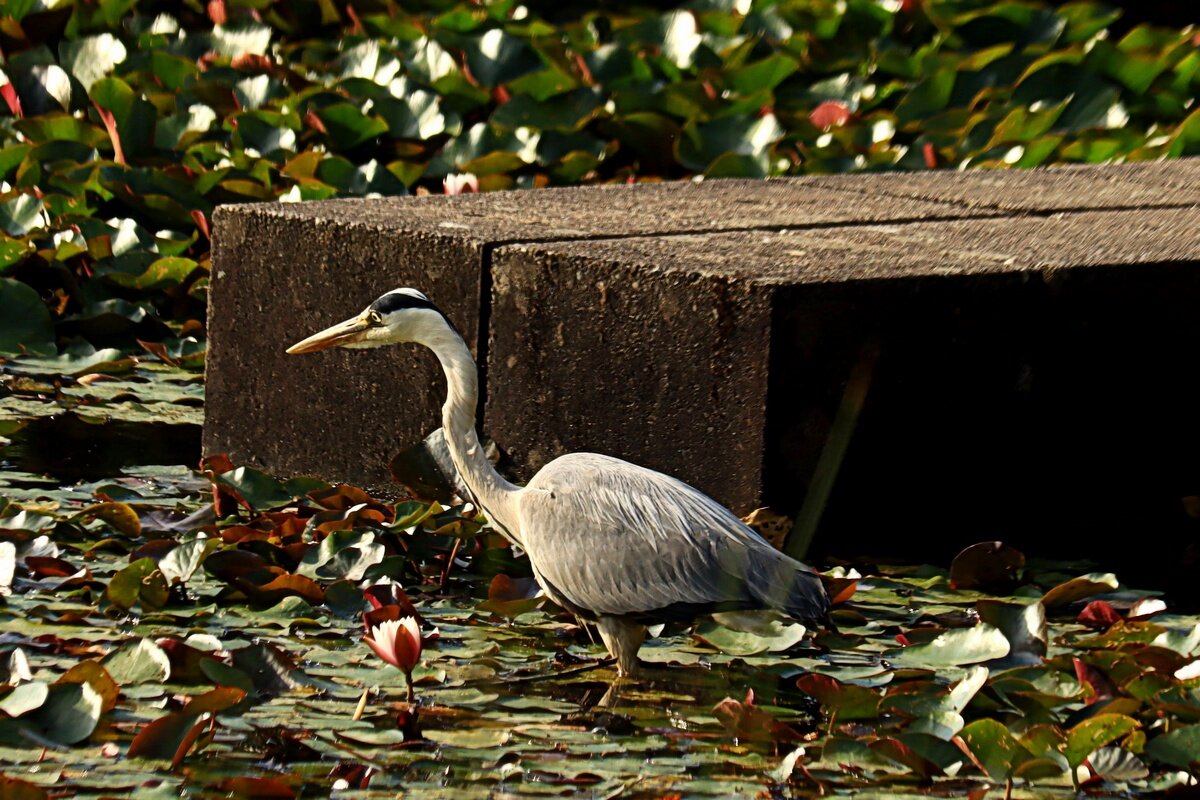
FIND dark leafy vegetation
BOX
[1,0,1198,356]
[0,365,1199,796]
[2,1,1199,795]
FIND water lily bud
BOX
[363,616,422,701]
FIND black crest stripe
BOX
[370,292,438,315]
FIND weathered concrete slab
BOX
[808,159,1200,214]
[206,180,981,491]
[487,206,1200,551]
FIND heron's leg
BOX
[595,616,645,678]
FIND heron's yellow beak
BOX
[286,314,371,354]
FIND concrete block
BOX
[487,207,1200,552]
[206,157,1200,556]
[206,180,972,491]
[808,158,1200,214]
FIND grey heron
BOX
[288,288,830,676]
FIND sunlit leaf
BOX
[27,682,103,745]
[890,625,1010,669]
[71,502,141,537]
[1043,573,1119,610]
[106,557,169,612]
[977,599,1046,666]
[56,662,118,713]
[1064,714,1139,769]
[60,34,127,91]
[694,618,806,656]
[0,682,48,717]
[102,638,171,685]
[959,718,1034,780]
[298,529,385,581]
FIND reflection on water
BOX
[1,413,201,482]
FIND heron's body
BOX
[289,288,830,676]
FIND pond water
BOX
[1,352,1198,798]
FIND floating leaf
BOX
[71,502,141,537]
[977,599,1046,665]
[476,574,542,619]
[0,776,47,799]
[0,195,48,239]
[27,682,103,745]
[1078,600,1123,629]
[60,34,127,91]
[423,727,511,749]
[106,557,169,612]
[949,541,1025,590]
[298,529,385,581]
[713,689,805,744]
[0,542,14,592]
[158,538,219,584]
[959,718,1034,780]
[889,625,1010,669]
[0,682,48,717]
[694,618,807,656]
[127,710,211,767]
[56,662,118,714]
[794,673,879,720]
[0,279,54,357]
[102,638,171,685]
[216,467,298,511]
[1144,723,1200,770]
[1042,573,1119,610]
[1064,714,1139,769]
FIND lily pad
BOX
[1042,573,1119,609]
[694,619,806,656]
[102,639,171,685]
[1144,723,1200,769]
[0,279,54,358]
[888,625,1011,669]
[27,682,103,745]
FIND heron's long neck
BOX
[423,322,522,546]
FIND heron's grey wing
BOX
[516,453,828,622]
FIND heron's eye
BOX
[368,311,383,325]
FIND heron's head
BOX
[286,288,446,354]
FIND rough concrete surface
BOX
[206,175,991,490]
[809,158,1200,214]
[206,207,487,490]
[487,205,1200,517]
[207,157,1200,553]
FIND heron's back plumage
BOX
[515,453,829,624]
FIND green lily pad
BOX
[423,727,511,749]
[1064,714,1139,769]
[102,639,171,685]
[1042,573,1119,609]
[297,530,385,582]
[889,625,1011,669]
[960,718,1034,780]
[106,558,169,612]
[1144,723,1200,770]
[0,682,49,717]
[27,682,103,745]
[0,279,54,357]
[694,618,807,656]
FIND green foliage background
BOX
[0,0,1198,359]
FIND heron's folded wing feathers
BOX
[517,453,828,621]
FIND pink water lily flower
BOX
[363,616,422,701]
[442,172,479,195]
